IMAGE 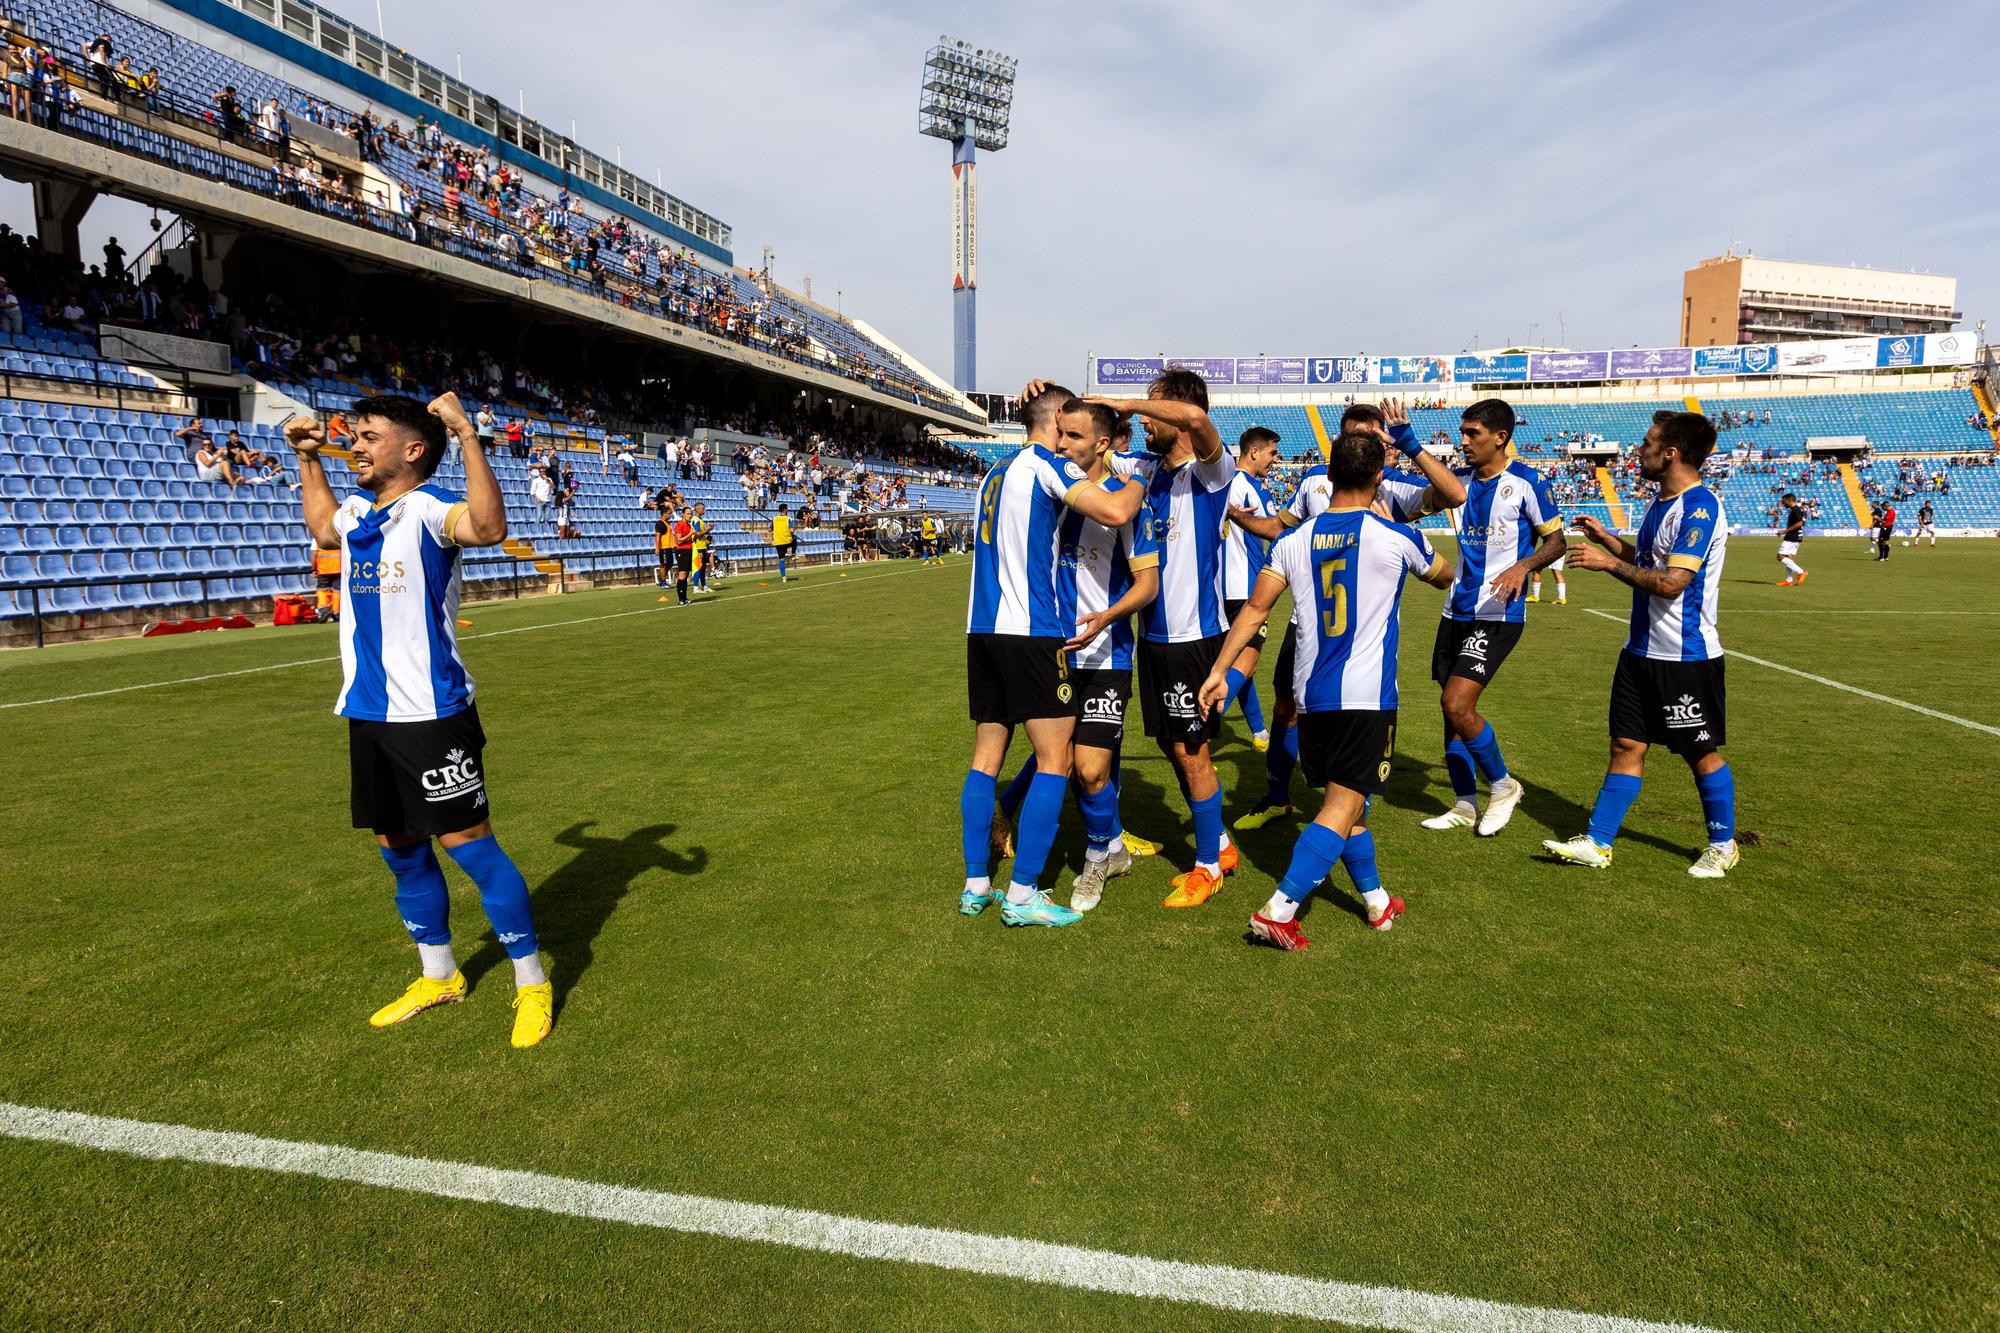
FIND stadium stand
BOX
[0,0,978,420]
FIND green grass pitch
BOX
[1,538,1995,1331]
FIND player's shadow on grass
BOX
[463,821,706,1013]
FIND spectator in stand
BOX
[619,441,640,487]
[82,33,114,102]
[212,85,248,145]
[0,276,21,334]
[474,403,497,455]
[174,417,212,460]
[2,37,32,123]
[224,428,273,471]
[112,56,142,102]
[194,438,239,489]
[528,465,553,510]
[504,417,526,458]
[139,65,160,113]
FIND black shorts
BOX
[1609,650,1725,755]
[1071,666,1132,750]
[775,540,797,558]
[1136,635,1225,745]
[1297,709,1397,795]
[349,704,492,837]
[966,633,1073,726]
[1431,618,1524,686]
[1223,598,1269,650]
[671,547,692,572]
[1273,622,1298,701]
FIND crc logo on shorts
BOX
[1082,689,1124,723]
[1057,682,1073,704]
[1462,628,1489,661]
[1164,682,1199,720]
[1664,693,1706,730]
[421,747,484,803]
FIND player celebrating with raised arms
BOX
[1084,369,1243,909]
[958,383,1145,926]
[1544,410,1740,879]
[1419,399,1566,838]
[1198,429,1454,950]
[287,392,554,1048]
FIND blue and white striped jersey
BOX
[1286,464,1434,526]
[1441,461,1563,624]
[1627,484,1727,661]
[1220,472,1275,600]
[1263,508,1441,712]
[1061,487,1158,671]
[966,445,1092,637]
[333,483,473,722]
[1111,448,1238,643]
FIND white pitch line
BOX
[0,1101,1725,1333]
[0,563,928,711]
[1580,608,2000,737]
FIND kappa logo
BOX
[497,931,527,946]
[1665,693,1707,729]
[421,746,484,802]
[1471,662,1487,675]
[1696,730,1712,742]
[1164,681,1199,719]
[1081,689,1125,722]
[401,919,426,933]
[1690,506,1712,521]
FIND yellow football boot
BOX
[511,982,555,1049]
[1232,803,1294,831]
[369,971,466,1028]
[1120,830,1162,857]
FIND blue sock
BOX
[1341,828,1381,893]
[1079,781,1119,852]
[1240,682,1266,735]
[1444,738,1478,801]
[1465,722,1509,784]
[1191,787,1223,868]
[1010,771,1068,890]
[1224,667,1248,711]
[381,842,450,944]
[777,555,787,578]
[1586,772,1643,848]
[444,835,538,959]
[1694,764,1736,844]
[1264,726,1298,807]
[1107,745,1126,840]
[959,769,996,878]
[1277,822,1347,902]
[999,759,1038,820]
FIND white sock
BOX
[1554,581,1566,596]
[1198,860,1222,878]
[1085,845,1109,863]
[1362,888,1390,915]
[1005,881,1039,905]
[1218,830,1233,852]
[1531,580,1541,595]
[1262,891,1299,923]
[417,942,456,981]
[512,953,548,987]
[1781,557,1804,576]
[963,875,991,896]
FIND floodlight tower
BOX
[919,38,1016,392]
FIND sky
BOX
[15,0,1998,393]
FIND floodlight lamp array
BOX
[918,38,1017,151]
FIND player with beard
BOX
[286,393,554,1048]
[958,383,1145,927]
[1078,369,1243,908]
[1544,410,1739,879]
[1418,399,1566,839]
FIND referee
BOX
[286,391,555,1048]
